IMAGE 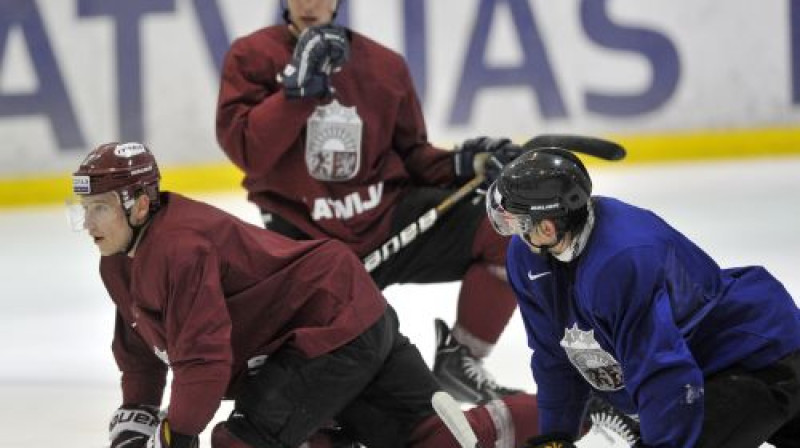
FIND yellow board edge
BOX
[3,127,800,209]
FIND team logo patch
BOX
[305,99,362,182]
[560,324,624,391]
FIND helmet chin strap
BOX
[552,205,594,262]
[124,219,147,255]
[521,233,560,255]
[122,201,153,255]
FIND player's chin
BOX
[95,240,116,256]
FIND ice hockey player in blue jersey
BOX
[485,145,800,448]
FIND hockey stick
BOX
[362,134,626,272]
[363,175,485,272]
[432,391,483,448]
[524,134,626,161]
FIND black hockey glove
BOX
[524,398,642,448]
[453,137,524,183]
[575,396,642,447]
[523,432,576,448]
[109,404,160,448]
[279,24,349,99]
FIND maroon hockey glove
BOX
[109,404,160,448]
[279,24,349,99]
[146,419,198,448]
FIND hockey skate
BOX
[432,318,523,404]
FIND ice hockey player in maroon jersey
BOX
[70,141,539,448]
[216,0,525,404]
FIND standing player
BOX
[485,147,800,447]
[71,142,540,448]
[216,0,523,403]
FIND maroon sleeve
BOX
[391,59,455,186]
[158,236,233,435]
[216,33,321,175]
[112,312,168,406]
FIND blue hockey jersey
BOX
[507,196,800,447]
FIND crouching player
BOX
[70,142,540,448]
[488,147,800,448]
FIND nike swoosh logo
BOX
[527,271,551,281]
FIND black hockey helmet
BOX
[486,147,592,236]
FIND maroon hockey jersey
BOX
[99,192,387,435]
[217,25,455,256]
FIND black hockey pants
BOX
[225,306,440,448]
[696,350,800,448]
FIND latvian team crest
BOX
[560,324,624,391]
[305,99,363,182]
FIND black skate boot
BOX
[432,318,523,404]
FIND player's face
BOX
[286,0,337,34]
[80,192,133,256]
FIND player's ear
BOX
[131,194,151,224]
[539,220,558,239]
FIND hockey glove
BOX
[317,24,349,74]
[279,24,349,99]
[523,432,576,448]
[483,141,525,182]
[453,137,523,183]
[109,404,160,448]
[146,419,199,448]
[574,397,641,448]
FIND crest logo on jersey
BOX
[560,324,624,391]
[305,99,362,182]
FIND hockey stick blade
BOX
[524,134,626,161]
[432,391,482,448]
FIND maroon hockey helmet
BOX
[72,142,161,211]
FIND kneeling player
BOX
[70,142,540,448]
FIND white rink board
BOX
[1,0,799,175]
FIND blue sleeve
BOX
[507,239,590,437]
[591,246,704,447]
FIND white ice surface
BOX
[1,158,798,447]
